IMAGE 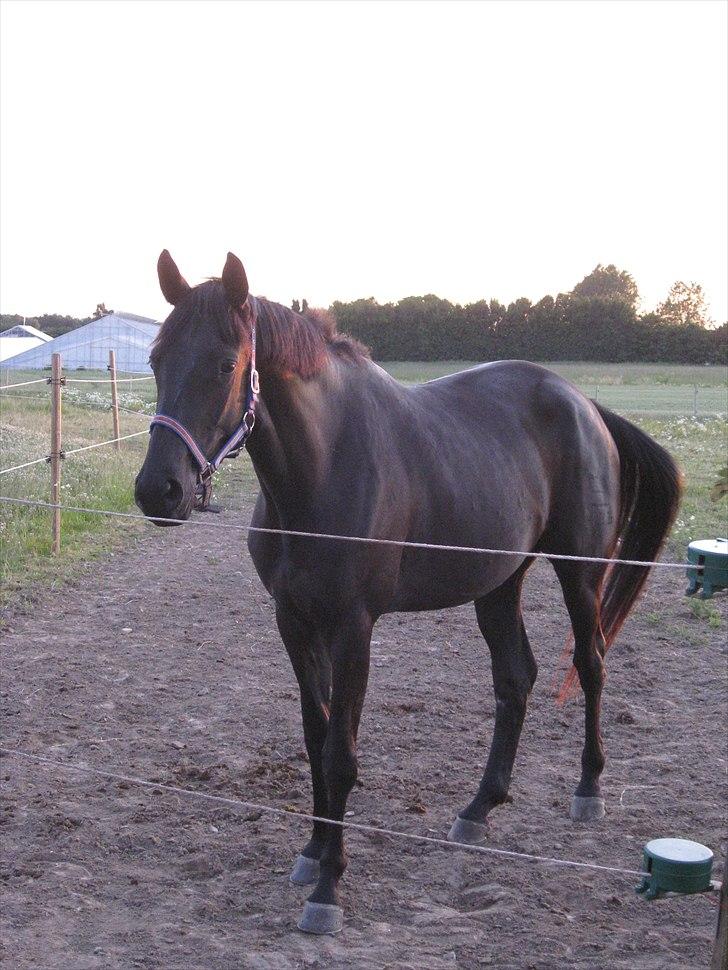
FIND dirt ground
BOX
[1,488,726,970]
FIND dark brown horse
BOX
[135,252,681,935]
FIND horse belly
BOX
[387,464,547,612]
[389,543,533,612]
[392,522,542,611]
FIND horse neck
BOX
[245,364,339,520]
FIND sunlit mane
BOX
[150,281,369,376]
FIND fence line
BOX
[0,456,53,475]
[64,375,155,385]
[0,496,694,571]
[0,429,150,476]
[1,421,150,475]
[63,429,149,457]
[0,388,152,418]
[51,397,151,420]
[0,347,153,510]
[0,746,649,880]
[117,405,153,418]
[0,375,155,389]
[0,377,49,390]
[1,353,154,549]
[3,392,154,420]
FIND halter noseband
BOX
[149,305,259,512]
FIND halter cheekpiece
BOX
[149,303,259,512]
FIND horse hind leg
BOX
[552,560,608,823]
[449,565,537,845]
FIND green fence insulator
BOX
[636,838,714,900]
[685,538,728,599]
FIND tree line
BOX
[0,304,110,339]
[329,269,726,364]
[2,267,725,364]
[1,312,93,339]
[331,293,726,364]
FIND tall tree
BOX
[656,281,712,328]
[572,264,639,310]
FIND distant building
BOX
[2,312,160,372]
[0,323,52,362]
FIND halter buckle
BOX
[195,464,214,512]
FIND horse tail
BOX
[594,403,682,647]
[557,404,682,702]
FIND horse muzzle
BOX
[134,464,195,525]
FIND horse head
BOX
[134,250,256,523]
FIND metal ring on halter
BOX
[195,465,215,511]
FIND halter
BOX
[149,305,259,512]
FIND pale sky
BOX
[1,0,726,324]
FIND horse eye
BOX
[220,360,237,375]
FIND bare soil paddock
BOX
[1,493,726,969]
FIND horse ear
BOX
[157,250,190,305]
[221,252,249,307]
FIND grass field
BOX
[1,362,726,610]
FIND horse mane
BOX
[151,280,369,377]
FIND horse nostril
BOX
[166,479,183,505]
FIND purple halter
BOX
[149,307,259,511]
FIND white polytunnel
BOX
[2,312,160,373]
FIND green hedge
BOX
[331,295,727,364]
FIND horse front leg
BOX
[298,607,373,936]
[276,608,331,886]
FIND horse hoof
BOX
[297,901,344,935]
[447,815,489,845]
[569,795,606,822]
[289,854,320,887]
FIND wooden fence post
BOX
[712,854,728,970]
[108,349,121,451]
[49,352,63,554]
